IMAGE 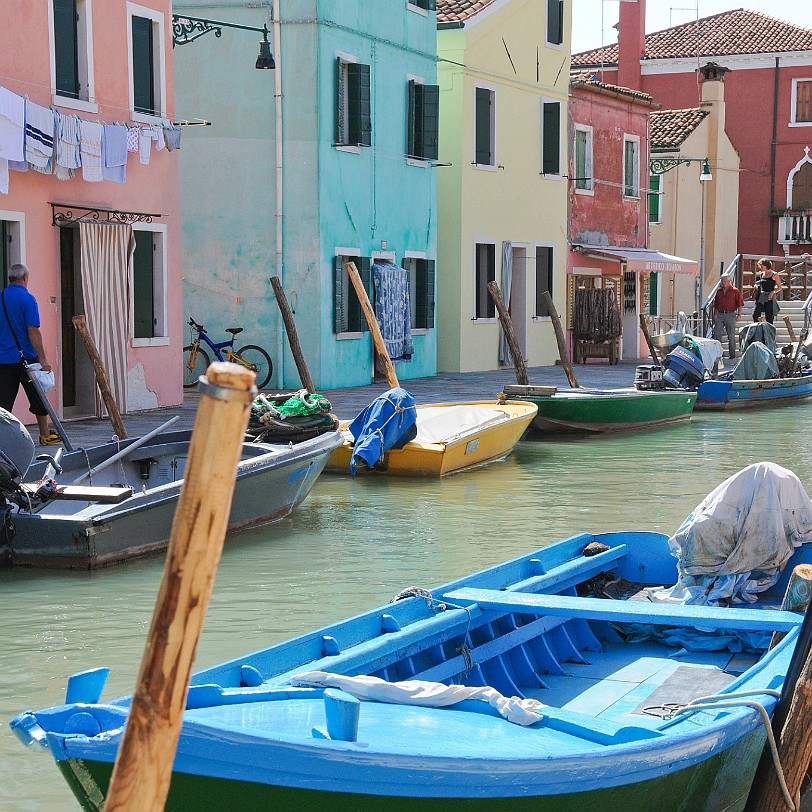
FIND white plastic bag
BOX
[27,363,55,394]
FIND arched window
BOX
[792,161,812,211]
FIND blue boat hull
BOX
[695,372,812,410]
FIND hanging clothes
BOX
[126,126,139,154]
[79,120,103,182]
[55,111,81,169]
[0,86,25,163]
[153,124,165,150]
[139,127,152,165]
[24,99,54,172]
[373,262,413,363]
[102,124,127,183]
[163,123,181,151]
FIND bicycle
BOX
[183,318,273,389]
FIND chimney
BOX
[617,0,646,90]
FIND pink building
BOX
[573,4,812,267]
[567,75,695,361]
[0,0,182,429]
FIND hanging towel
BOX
[153,124,165,150]
[102,124,127,183]
[8,159,27,172]
[0,87,25,162]
[373,262,413,362]
[79,120,103,182]
[0,159,8,194]
[163,123,181,151]
[126,126,139,154]
[55,110,81,169]
[24,99,54,170]
[139,127,152,165]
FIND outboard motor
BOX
[0,407,34,500]
[662,345,706,390]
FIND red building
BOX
[572,4,812,268]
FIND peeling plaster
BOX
[126,363,159,412]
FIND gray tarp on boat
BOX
[739,321,777,353]
[732,341,779,381]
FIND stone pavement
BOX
[40,359,649,450]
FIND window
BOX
[792,79,812,125]
[407,0,436,10]
[334,255,371,334]
[474,86,495,167]
[573,125,593,192]
[541,101,560,175]
[335,57,371,147]
[547,0,564,46]
[648,174,662,223]
[407,80,439,161]
[404,257,435,330]
[623,135,640,198]
[474,243,496,319]
[131,226,167,343]
[0,217,23,287]
[535,246,554,317]
[127,4,166,120]
[51,0,95,109]
[792,162,812,211]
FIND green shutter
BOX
[542,102,560,175]
[334,256,344,333]
[347,63,371,146]
[407,80,416,157]
[421,84,439,161]
[548,0,563,45]
[475,88,492,165]
[132,232,155,339]
[358,257,372,332]
[423,260,435,328]
[648,174,661,222]
[54,0,79,99]
[335,58,343,144]
[649,273,659,316]
[132,16,155,115]
[536,247,553,316]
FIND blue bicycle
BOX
[183,317,273,389]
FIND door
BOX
[510,246,527,359]
[621,269,639,360]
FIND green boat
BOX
[503,384,697,434]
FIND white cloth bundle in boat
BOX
[291,671,546,726]
[658,462,812,606]
[412,405,507,444]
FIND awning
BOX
[576,245,698,275]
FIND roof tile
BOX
[437,0,501,24]
[570,72,656,105]
[650,108,709,151]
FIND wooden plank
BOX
[503,384,557,397]
[443,588,802,633]
[20,484,134,503]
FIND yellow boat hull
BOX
[326,400,537,477]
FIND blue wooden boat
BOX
[11,530,808,810]
[695,370,812,410]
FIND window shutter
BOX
[421,84,439,161]
[648,174,661,222]
[475,88,491,165]
[548,0,563,45]
[132,16,155,115]
[536,247,553,317]
[334,256,344,333]
[54,0,79,99]
[347,63,371,146]
[132,232,155,339]
[335,58,344,144]
[797,80,812,123]
[423,260,435,328]
[358,257,372,332]
[542,102,560,175]
[407,79,416,158]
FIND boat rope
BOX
[354,394,416,466]
[80,447,92,485]
[645,689,795,812]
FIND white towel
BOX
[139,127,152,165]
[153,124,165,150]
[0,159,8,194]
[56,110,81,169]
[0,86,25,162]
[80,120,103,182]
[24,99,55,169]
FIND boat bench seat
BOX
[442,588,802,633]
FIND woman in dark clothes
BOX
[752,258,782,323]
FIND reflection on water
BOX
[2,403,811,810]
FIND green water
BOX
[2,405,811,811]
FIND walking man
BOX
[713,275,744,359]
[0,263,59,444]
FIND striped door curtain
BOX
[79,222,134,417]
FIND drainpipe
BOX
[770,57,779,255]
[273,0,284,387]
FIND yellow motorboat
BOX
[326,399,537,477]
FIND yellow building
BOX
[436,0,571,372]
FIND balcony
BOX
[774,209,812,245]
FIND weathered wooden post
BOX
[770,565,812,649]
[639,314,661,366]
[72,315,128,439]
[269,275,316,392]
[103,362,255,812]
[487,281,529,385]
[540,290,579,389]
[345,261,400,389]
[783,315,798,344]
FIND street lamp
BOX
[172,15,276,70]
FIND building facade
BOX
[0,0,183,425]
[174,0,438,390]
[435,0,571,373]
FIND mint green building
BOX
[174,1,438,389]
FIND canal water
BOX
[2,403,811,811]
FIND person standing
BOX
[713,275,744,359]
[0,263,59,445]
[752,258,782,324]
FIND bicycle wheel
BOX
[183,344,210,388]
[235,345,273,389]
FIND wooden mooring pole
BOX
[487,281,529,385]
[269,275,316,392]
[540,291,579,389]
[639,315,661,366]
[104,362,255,812]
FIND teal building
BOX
[174,1,438,389]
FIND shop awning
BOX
[576,245,698,275]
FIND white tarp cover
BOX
[412,405,507,444]
[291,671,546,726]
[661,462,812,606]
[684,335,723,373]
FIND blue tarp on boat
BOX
[348,388,417,475]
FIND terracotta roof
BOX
[650,108,708,151]
[570,72,656,105]
[572,9,812,66]
[437,0,500,24]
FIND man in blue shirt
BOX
[0,263,59,444]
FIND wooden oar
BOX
[270,275,315,392]
[104,362,256,812]
[345,261,399,389]
[540,291,579,389]
[487,281,529,385]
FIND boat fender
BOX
[322,636,341,657]
[240,665,264,687]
